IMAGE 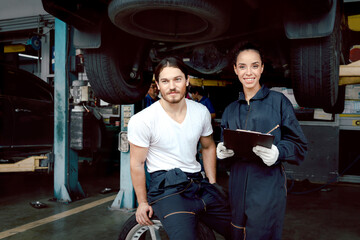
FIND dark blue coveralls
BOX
[220,86,307,240]
[147,168,232,240]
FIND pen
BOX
[266,124,279,134]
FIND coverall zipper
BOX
[243,101,251,130]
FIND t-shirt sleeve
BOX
[201,107,213,137]
[127,113,151,148]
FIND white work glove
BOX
[216,142,234,159]
[252,144,279,166]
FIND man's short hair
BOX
[154,57,189,82]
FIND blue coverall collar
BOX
[238,85,270,102]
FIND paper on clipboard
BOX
[223,129,275,156]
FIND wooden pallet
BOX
[339,60,360,86]
[0,156,48,172]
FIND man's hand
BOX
[216,142,234,159]
[252,144,279,166]
[212,182,229,199]
[135,202,154,225]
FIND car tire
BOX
[290,1,342,111]
[83,29,152,104]
[108,0,230,42]
[323,85,345,114]
[118,214,216,240]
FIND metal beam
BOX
[53,18,84,203]
[111,104,135,209]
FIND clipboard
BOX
[223,128,274,156]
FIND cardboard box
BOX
[343,100,360,114]
[271,87,299,109]
[345,84,360,100]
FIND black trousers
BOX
[148,168,231,240]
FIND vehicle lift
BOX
[0,19,85,202]
[53,18,135,207]
[52,19,85,203]
[110,105,136,209]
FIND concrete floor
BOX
[1,165,360,240]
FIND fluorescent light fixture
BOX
[18,53,42,60]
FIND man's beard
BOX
[161,89,185,104]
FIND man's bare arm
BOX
[199,134,217,183]
[129,142,153,225]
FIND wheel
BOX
[118,214,216,240]
[323,85,345,114]
[83,24,152,104]
[108,0,231,42]
[290,0,342,111]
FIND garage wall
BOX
[284,125,339,183]
[0,0,54,81]
[0,0,47,21]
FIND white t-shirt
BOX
[128,99,213,173]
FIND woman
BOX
[217,42,307,240]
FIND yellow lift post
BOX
[189,78,232,87]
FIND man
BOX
[189,86,216,119]
[144,81,159,108]
[128,57,231,240]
